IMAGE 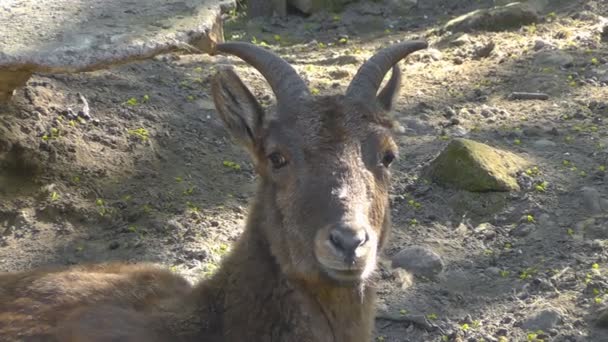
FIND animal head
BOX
[212,41,427,286]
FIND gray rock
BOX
[533,139,557,148]
[443,2,540,33]
[521,308,563,331]
[533,39,550,51]
[533,50,575,68]
[391,245,444,278]
[0,0,226,101]
[597,306,608,328]
[581,187,608,215]
[512,223,535,237]
[423,138,530,192]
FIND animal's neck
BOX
[188,190,377,341]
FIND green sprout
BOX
[128,128,149,141]
[50,191,60,201]
[223,160,241,171]
[535,182,548,192]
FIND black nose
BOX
[329,227,368,257]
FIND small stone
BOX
[581,187,608,214]
[210,220,220,227]
[533,39,548,50]
[533,50,574,68]
[511,223,535,237]
[521,308,563,332]
[444,107,457,118]
[533,139,557,148]
[391,245,444,278]
[474,41,495,59]
[597,306,608,328]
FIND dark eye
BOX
[268,152,288,169]
[381,151,396,167]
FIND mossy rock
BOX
[424,138,530,192]
[443,2,539,33]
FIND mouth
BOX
[317,261,367,284]
[323,267,363,282]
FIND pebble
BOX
[581,187,607,214]
[597,306,608,328]
[391,245,444,278]
[521,308,563,331]
[512,223,535,237]
[533,139,557,148]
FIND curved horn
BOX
[216,42,310,110]
[345,40,428,103]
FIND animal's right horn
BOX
[215,42,311,111]
[345,40,428,103]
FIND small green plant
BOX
[175,176,183,183]
[223,160,241,171]
[50,191,60,201]
[42,127,61,141]
[409,218,418,226]
[186,201,200,213]
[194,66,203,73]
[273,34,281,42]
[500,270,510,278]
[125,97,139,106]
[426,313,438,320]
[525,166,540,176]
[592,263,600,270]
[519,267,536,280]
[183,187,195,196]
[591,57,599,65]
[128,128,150,141]
[407,199,422,209]
[535,181,548,192]
[526,215,535,223]
[338,37,348,44]
[527,330,544,342]
[566,228,575,236]
[311,87,320,95]
[514,138,521,145]
[461,323,470,331]
[504,242,512,250]
[599,165,606,172]
[96,198,110,216]
[127,225,137,233]
[399,309,407,315]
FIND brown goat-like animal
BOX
[0,40,427,341]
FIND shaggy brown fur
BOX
[0,41,421,341]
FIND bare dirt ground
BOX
[1,0,608,341]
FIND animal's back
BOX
[0,263,192,341]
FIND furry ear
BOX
[212,67,265,154]
[376,66,401,112]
